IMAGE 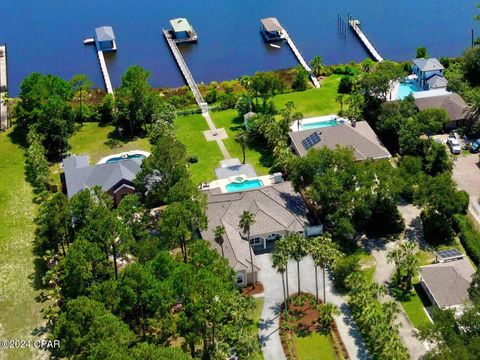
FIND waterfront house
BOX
[420,250,475,310]
[413,91,469,129]
[95,26,117,51]
[412,58,446,90]
[289,121,391,161]
[261,18,284,41]
[63,155,143,205]
[200,181,321,286]
[169,18,198,43]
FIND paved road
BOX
[256,253,369,360]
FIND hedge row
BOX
[453,214,480,265]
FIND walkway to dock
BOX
[281,30,320,88]
[97,49,113,94]
[0,45,7,130]
[163,30,207,111]
[349,19,384,62]
[163,29,230,159]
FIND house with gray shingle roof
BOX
[412,58,447,90]
[289,121,391,160]
[63,155,143,204]
[420,258,475,309]
[201,181,321,286]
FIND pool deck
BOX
[290,114,349,132]
[205,174,277,193]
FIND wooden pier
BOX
[281,30,320,88]
[163,29,207,112]
[96,50,113,94]
[0,44,8,130]
[349,19,384,62]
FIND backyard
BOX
[0,130,46,360]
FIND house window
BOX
[250,237,263,245]
[266,233,280,242]
[237,273,245,285]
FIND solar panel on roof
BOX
[436,248,463,259]
[301,132,321,151]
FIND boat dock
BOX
[0,44,8,130]
[349,19,384,62]
[281,29,320,88]
[163,29,207,111]
[84,26,116,94]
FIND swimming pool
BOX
[396,81,420,100]
[226,179,264,192]
[301,119,338,130]
[105,153,146,163]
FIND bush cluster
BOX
[454,214,480,265]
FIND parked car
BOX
[470,139,480,153]
[447,136,461,154]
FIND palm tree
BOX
[239,211,256,287]
[310,56,324,77]
[336,94,345,114]
[387,246,404,283]
[272,250,288,315]
[70,74,93,126]
[310,234,343,303]
[387,241,418,289]
[235,130,247,164]
[286,233,308,294]
[214,225,226,258]
[316,303,340,330]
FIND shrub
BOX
[338,76,354,94]
[187,155,199,164]
[453,214,480,265]
[332,256,360,290]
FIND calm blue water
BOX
[302,119,338,130]
[105,153,145,163]
[226,179,264,192]
[0,1,477,95]
[396,80,421,100]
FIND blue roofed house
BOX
[63,155,142,205]
[412,58,447,90]
[95,26,117,51]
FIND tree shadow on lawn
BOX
[7,124,28,148]
[104,127,148,148]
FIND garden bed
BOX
[279,293,348,360]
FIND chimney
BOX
[351,119,357,127]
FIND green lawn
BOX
[0,130,45,360]
[69,122,151,163]
[273,75,343,118]
[210,109,272,175]
[400,284,432,330]
[249,297,265,360]
[174,114,224,184]
[295,332,336,360]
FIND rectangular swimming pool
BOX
[226,179,264,192]
[397,81,420,100]
[301,119,338,130]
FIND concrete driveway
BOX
[256,253,369,360]
[453,153,480,224]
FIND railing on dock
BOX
[0,44,8,130]
[163,29,207,111]
[281,30,320,88]
[348,19,384,62]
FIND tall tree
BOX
[70,74,93,126]
[239,211,257,287]
[214,225,226,258]
[272,243,289,314]
[287,232,308,294]
[310,234,343,303]
[310,56,324,77]
[235,129,247,164]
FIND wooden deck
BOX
[0,44,7,130]
[163,29,207,112]
[349,19,384,62]
[96,49,114,94]
[281,30,320,88]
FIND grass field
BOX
[210,110,272,175]
[273,75,343,118]
[69,122,151,163]
[295,332,336,360]
[249,297,265,360]
[174,114,224,184]
[400,283,432,330]
[0,130,46,360]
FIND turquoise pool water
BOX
[301,119,337,130]
[106,153,146,163]
[226,179,264,192]
[396,81,420,100]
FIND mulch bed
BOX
[241,281,264,296]
[279,293,349,360]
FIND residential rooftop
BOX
[412,58,444,72]
[261,17,283,33]
[414,92,468,122]
[289,121,391,160]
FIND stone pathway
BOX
[202,111,231,159]
[256,253,369,360]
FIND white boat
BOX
[269,43,281,49]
